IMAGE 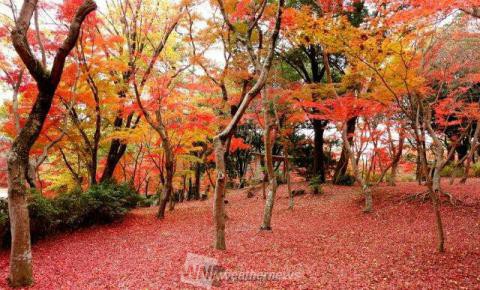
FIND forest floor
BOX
[1,180,480,289]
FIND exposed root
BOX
[404,190,461,206]
[404,190,430,203]
[439,190,462,206]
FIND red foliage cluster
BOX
[0,181,479,288]
[303,94,385,122]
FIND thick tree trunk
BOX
[261,87,277,231]
[389,163,398,186]
[100,140,127,182]
[7,155,32,287]
[213,137,226,250]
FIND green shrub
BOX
[69,182,141,225]
[53,189,96,230]
[471,163,480,177]
[28,192,60,239]
[138,194,159,207]
[440,165,464,178]
[0,199,8,247]
[0,182,140,248]
[85,184,127,223]
[335,174,356,186]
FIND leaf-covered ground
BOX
[1,180,479,289]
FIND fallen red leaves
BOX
[1,180,479,288]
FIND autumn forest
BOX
[0,0,479,288]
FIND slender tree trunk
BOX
[213,137,227,250]
[416,107,445,253]
[461,120,480,183]
[430,149,445,253]
[157,165,173,219]
[419,145,445,253]
[89,159,97,186]
[261,87,278,230]
[168,192,175,211]
[145,178,150,197]
[388,130,404,186]
[334,117,357,183]
[194,162,201,200]
[312,120,326,183]
[286,157,293,210]
[158,156,174,219]
[342,122,372,212]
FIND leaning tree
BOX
[7,0,96,286]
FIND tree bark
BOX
[194,162,201,199]
[158,156,174,218]
[213,137,227,249]
[342,124,372,213]
[460,120,480,183]
[260,87,277,230]
[286,156,293,210]
[334,117,357,183]
[312,119,326,183]
[417,106,445,253]
[7,154,32,287]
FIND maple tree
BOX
[3,0,96,286]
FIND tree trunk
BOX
[389,162,398,186]
[168,192,175,211]
[157,157,174,219]
[312,119,326,183]
[423,155,445,253]
[334,117,357,183]
[460,120,480,183]
[7,154,32,287]
[416,108,445,253]
[342,123,372,213]
[261,87,278,230]
[286,157,293,210]
[100,140,127,182]
[430,144,445,252]
[213,137,227,250]
[157,176,172,219]
[363,184,373,213]
[194,162,201,200]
